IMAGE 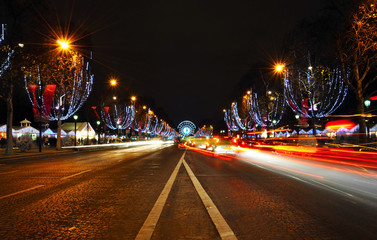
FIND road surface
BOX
[0,142,376,239]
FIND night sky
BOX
[15,0,325,128]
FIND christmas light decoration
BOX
[283,65,348,118]
[231,102,253,131]
[249,88,286,128]
[24,51,94,121]
[224,106,239,132]
[194,125,213,137]
[149,116,159,136]
[156,120,165,135]
[0,24,14,79]
[100,104,135,130]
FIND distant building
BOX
[0,119,40,140]
[61,122,96,140]
[13,119,39,140]
[42,128,57,138]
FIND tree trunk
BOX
[312,117,317,136]
[357,100,367,143]
[56,111,62,150]
[5,84,13,155]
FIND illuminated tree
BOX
[100,104,134,131]
[231,99,253,132]
[132,106,153,138]
[337,0,377,139]
[283,64,348,135]
[149,115,159,136]
[0,0,47,154]
[194,125,213,137]
[224,108,238,133]
[160,124,178,139]
[249,88,286,134]
[24,48,94,149]
[156,120,165,135]
[0,24,16,155]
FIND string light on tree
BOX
[0,24,14,79]
[283,63,348,134]
[100,104,135,130]
[249,88,286,129]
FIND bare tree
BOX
[337,0,377,140]
[0,24,16,155]
[0,1,49,154]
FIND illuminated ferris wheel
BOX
[177,120,196,136]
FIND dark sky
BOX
[50,0,323,128]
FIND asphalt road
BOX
[0,142,377,239]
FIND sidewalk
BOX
[0,147,74,160]
[0,140,169,161]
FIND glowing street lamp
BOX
[110,78,117,87]
[73,115,78,146]
[96,120,101,144]
[275,64,285,73]
[364,99,371,108]
[364,99,371,141]
[57,39,70,50]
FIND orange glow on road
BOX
[184,145,233,161]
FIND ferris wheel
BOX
[177,120,196,136]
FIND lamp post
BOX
[73,115,78,146]
[295,114,300,135]
[364,99,371,141]
[131,96,137,138]
[272,119,277,137]
[97,121,101,144]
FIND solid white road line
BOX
[183,159,238,240]
[61,170,92,180]
[0,185,44,200]
[135,152,185,240]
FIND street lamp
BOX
[275,63,285,73]
[364,99,371,140]
[272,119,277,137]
[73,115,78,146]
[96,120,101,144]
[110,78,117,87]
[364,99,371,108]
[57,39,70,50]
